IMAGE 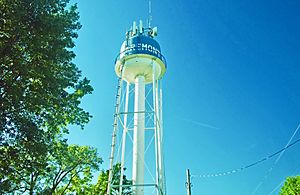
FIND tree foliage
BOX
[0,0,92,146]
[93,163,132,195]
[2,138,102,194]
[280,175,300,195]
[44,140,102,194]
[0,0,132,194]
[0,0,99,194]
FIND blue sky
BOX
[67,0,300,194]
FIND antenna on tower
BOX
[148,0,152,27]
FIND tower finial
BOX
[148,0,152,27]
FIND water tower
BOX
[107,20,167,195]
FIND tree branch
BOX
[51,162,82,193]
[60,170,81,195]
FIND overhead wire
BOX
[251,124,300,195]
[192,125,300,178]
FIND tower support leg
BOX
[132,75,145,195]
[119,82,130,194]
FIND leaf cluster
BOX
[280,175,300,195]
[0,0,91,144]
[93,163,132,195]
[0,0,101,194]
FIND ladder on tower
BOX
[107,62,125,195]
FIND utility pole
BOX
[186,169,192,195]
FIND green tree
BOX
[2,138,102,194]
[2,137,102,194]
[0,0,132,194]
[280,175,300,195]
[43,140,102,194]
[93,163,132,195]
[0,0,94,193]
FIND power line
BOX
[251,124,300,195]
[192,133,300,178]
